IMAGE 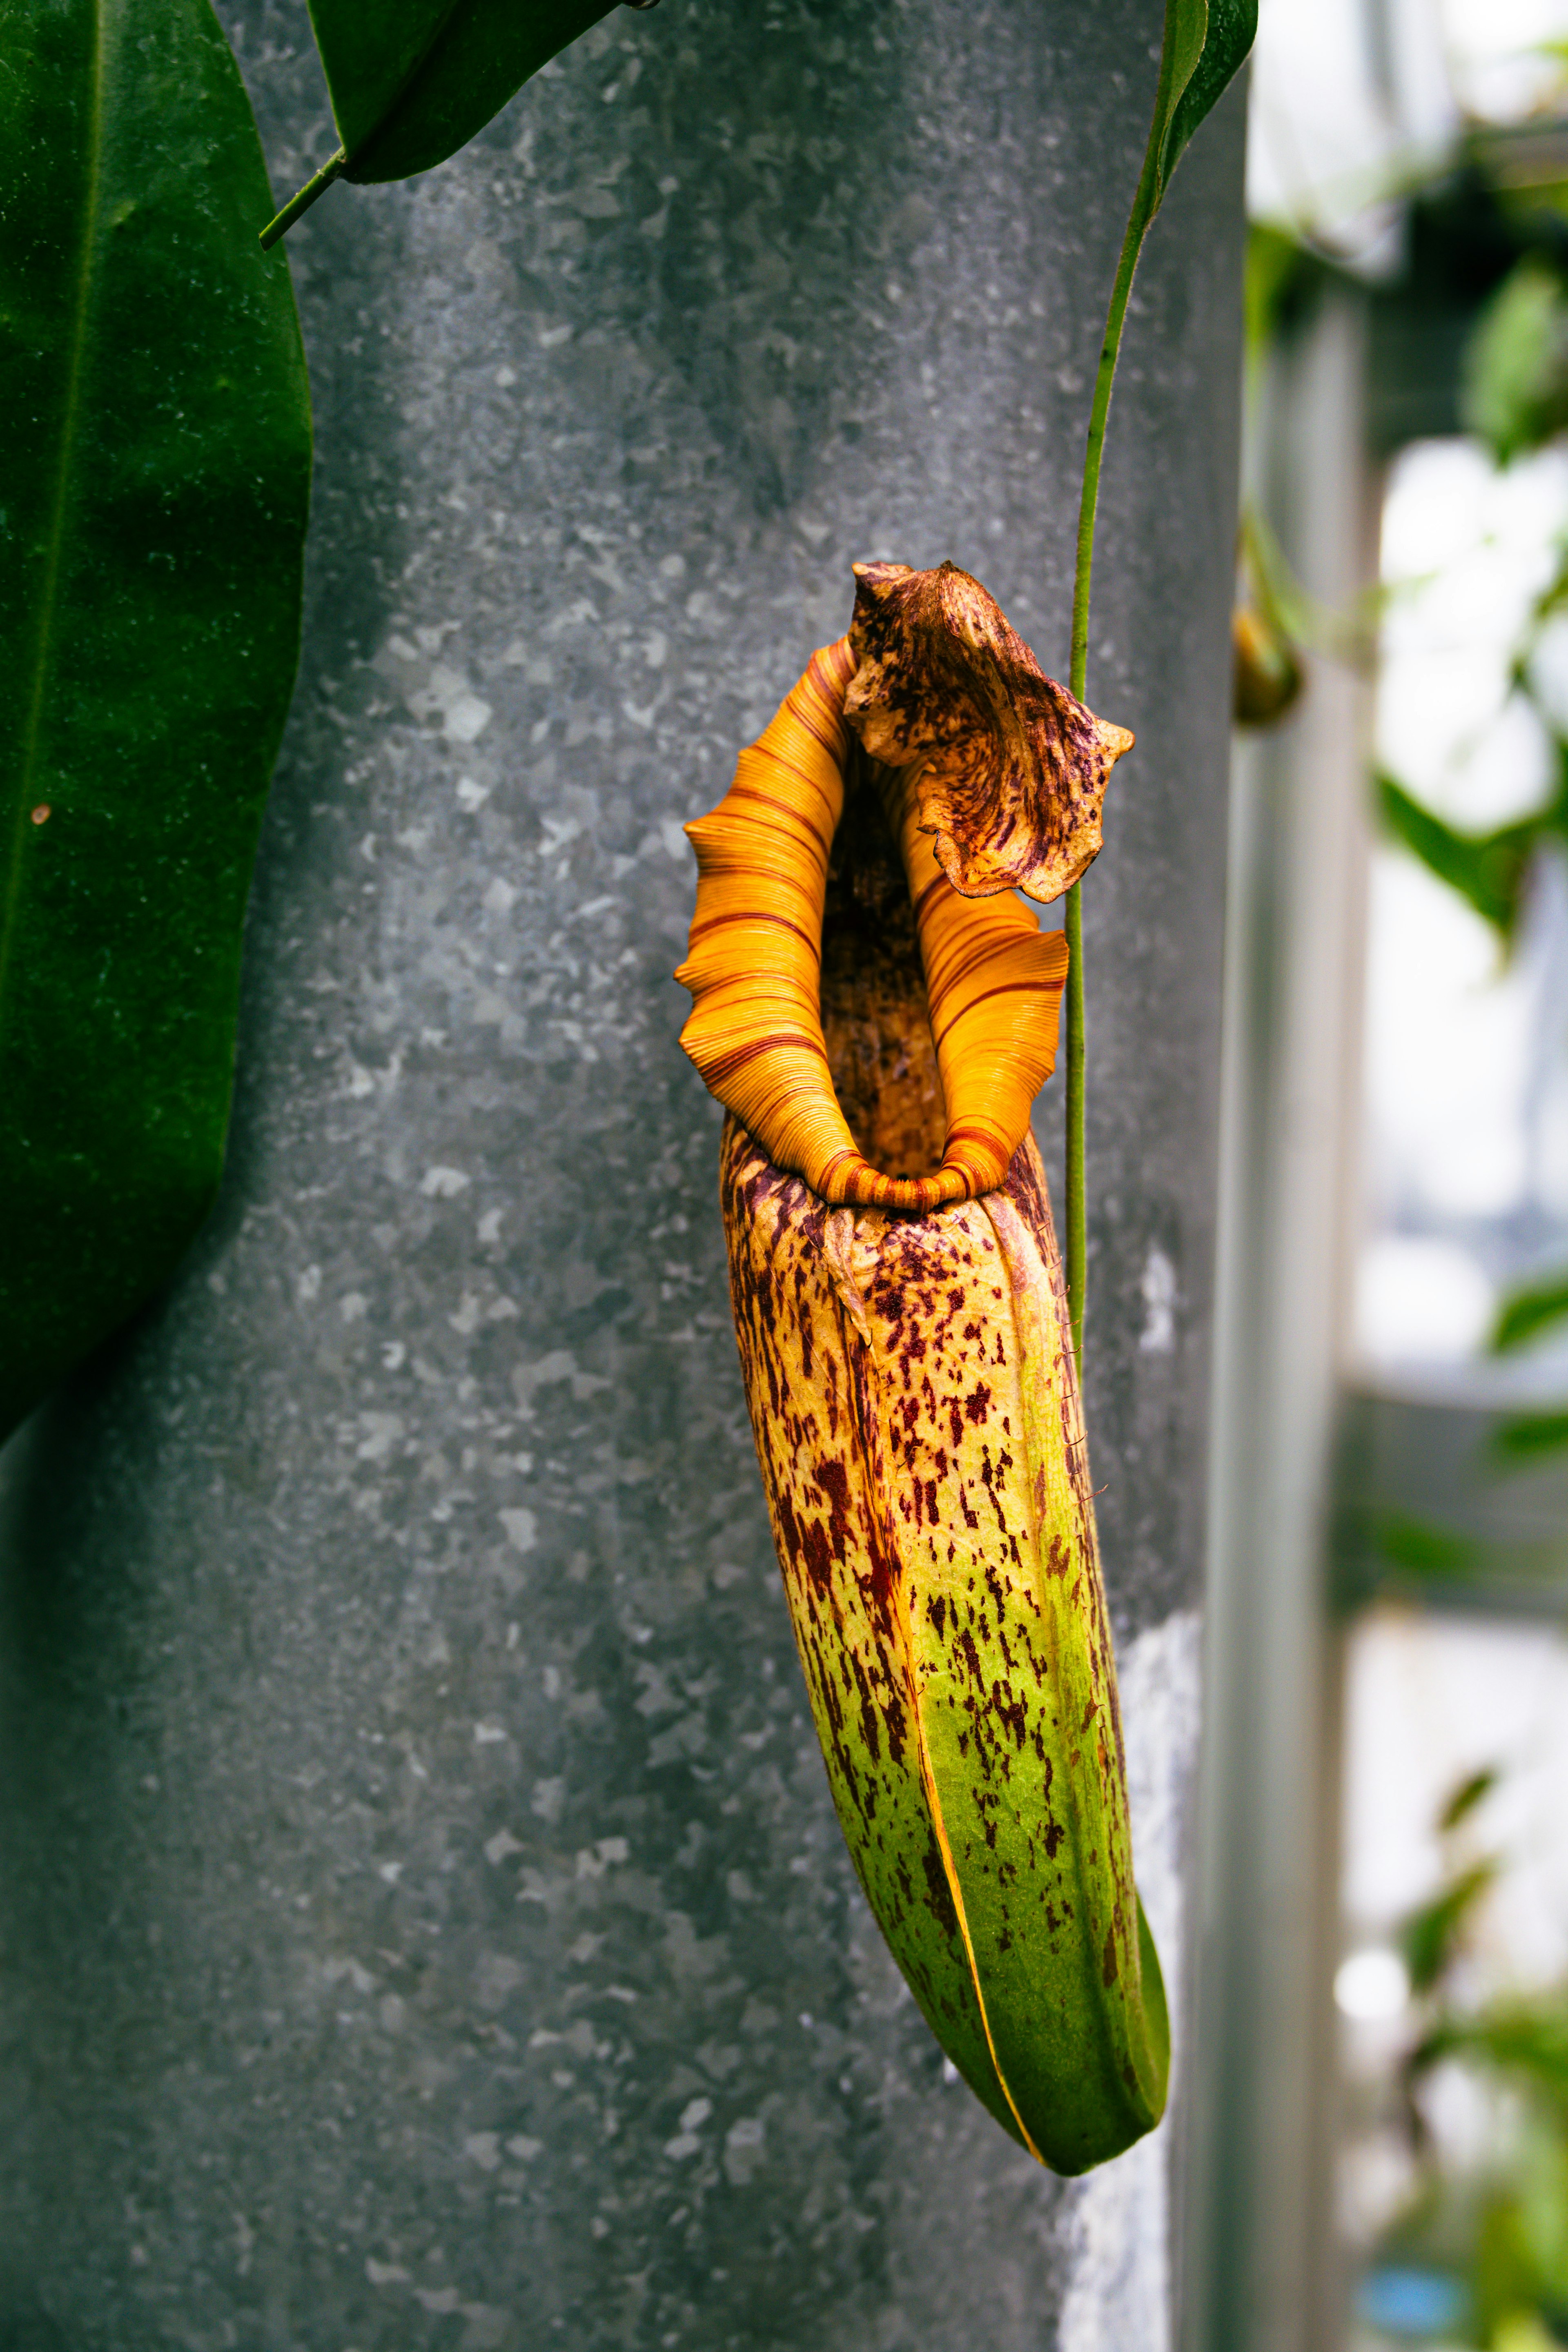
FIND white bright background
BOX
[1250,0,1568,266]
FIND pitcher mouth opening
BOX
[817,741,949,1194]
[675,564,1132,1212]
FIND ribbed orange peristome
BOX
[676,638,1068,1210]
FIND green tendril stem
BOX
[259,148,346,250]
[1063,138,1160,1379]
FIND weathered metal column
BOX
[0,5,1244,2345]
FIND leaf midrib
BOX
[0,0,107,1042]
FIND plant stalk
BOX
[260,148,346,250]
[1062,141,1160,1377]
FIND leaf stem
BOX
[259,148,346,251]
[1063,148,1160,1377]
[1063,877,1087,1369]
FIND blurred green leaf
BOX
[1494,1272,1568,1355]
[1241,502,1379,673]
[263,0,624,240]
[0,0,311,1442]
[1373,1510,1484,1581]
[1514,2136,1568,2321]
[1385,1768,1568,2352]
[1244,221,1319,360]
[1376,771,1538,939]
[1494,1410,1568,1460]
[1462,257,1568,465]
[1476,2202,1562,2352]
[1508,543,1568,700]
[1399,2022,1568,2342]
[1245,223,1307,358]
[1419,2004,1568,2112]
[1439,1766,1501,1834]
[1529,541,1568,628]
[1401,1862,1498,1996]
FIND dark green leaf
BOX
[1376,771,1536,939]
[1372,1511,1483,1580]
[1399,1862,1497,1995]
[1492,1269,1568,1354]
[322,0,620,182]
[1142,0,1208,213]
[1155,0,1258,206]
[1244,222,1319,360]
[0,0,312,1444]
[1437,1766,1499,1834]
[263,0,622,236]
[1494,1409,1568,1460]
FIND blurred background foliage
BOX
[1350,1763,1568,2352]
[1234,11,1568,2350]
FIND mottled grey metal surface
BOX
[0,5,1243,2346]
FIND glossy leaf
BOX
[320,0,618,182]
[262,0,621,240]
[1153,0,1257,211]
[1116,0,1258,249]
[0,0,312,1443]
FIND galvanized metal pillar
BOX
[1181,285,1376,2352]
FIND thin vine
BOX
[1062,0,1256,1372]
